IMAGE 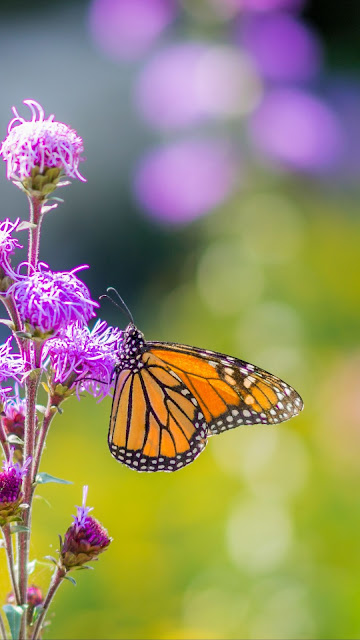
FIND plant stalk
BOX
[27,197,43,276]
[31,566,65,640]
[2,525,21,605]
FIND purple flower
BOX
[0,447,31,526]
[0,218,22,280]
[44,319,122,399]
[0,337,24,382]
[0,99,85,183]
[8,265,99,338]
[60,486,111,570]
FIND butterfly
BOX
[107,298,303,473]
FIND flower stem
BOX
[31,403,56,493]
[27,196,43,275]
[17,368,41,640]
[0,611,6,640]
[2,525,21,605]
[31,565,65,640]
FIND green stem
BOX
[2,525,21,605]
[31,566,65,640]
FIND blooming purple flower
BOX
[8,265,99,337]
[60,486,111,569]
[0,218,22,280]
[0,337,24,382]
[0,99,85,182]
[44,319,122,399]
[0,447,31,526]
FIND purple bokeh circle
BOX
[88,0,177,61]
[249,88,344,173]
[134,139,239,224]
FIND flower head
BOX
[0,447,31,526]
[60,486,111,570]
[0,100,85,188]
[44,319,122,399]
[8,265,98,339]
[0,218,22,283]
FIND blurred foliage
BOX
[0,0,360,639]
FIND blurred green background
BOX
[1,0,360,638]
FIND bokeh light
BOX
[0,0,360,638]
[134,139,240,223]
[240,12,322,82]
[249,88,344,172]
[88,0,177,61]
[227,498,293,572]
[136,43,262,129]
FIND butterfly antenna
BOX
[99,287,135,325]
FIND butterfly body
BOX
[108,323,303,472]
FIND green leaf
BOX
[31,605,42,626]
[77,565,94,571]
[10,524,29,534]
[36,472,72,485]
[27,559,37,575]
[2,604,26,640]
[64,575,76,586]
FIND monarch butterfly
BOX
[107,291,303,473]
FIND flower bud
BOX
[60,486,111,570]
[7,584,43,626]
[0,448,31,526]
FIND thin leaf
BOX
[36,472,72,485]
[41,203,58,214]
[27,559,37,575]
[35,404,47,414]
[77,565,94,570]
[63,575,76,586]
[10,524,29,534]
[6,434,24,446]
[2,604,26,640]
[44,555,58,565]
[17,220,37,231]
[31,604,43,626]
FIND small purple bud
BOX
[60,486,111,570]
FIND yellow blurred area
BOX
[1,189,359,639]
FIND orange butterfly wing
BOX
[108,338,303,473]
[148,342,303,435]
[108,351,208,471]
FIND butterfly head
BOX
[116,323,146,370]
